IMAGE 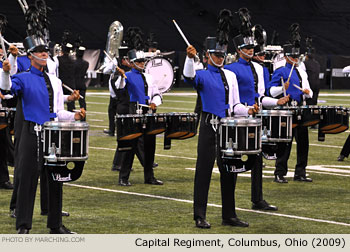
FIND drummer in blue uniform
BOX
[0,33,85,234]
[224,8,289,212]
[183,9,260,229]
[266,23,313,183]
[114,28,163,186]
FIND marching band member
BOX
[225,8,288,211]
[266,24,313,183]
[183,9,259,229]
[1,34,85,234]
[114,27,163,186]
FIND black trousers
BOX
[108,96,118,133]
[77,89,86,110]
[194,112,238,221]
[274,126,309,177]
[0,128,10,183]
[118,104,155,182]
[15,121,62,230]
[250,155,263,204]
[340,134,350,157]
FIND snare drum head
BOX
[144,57,174,93]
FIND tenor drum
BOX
[144,113,167,135]
[43,121,89,162]
[274,105,320,128]
[256,110,293,143]
[116,114,143,140]
[319,106,346,132]
[218,117,261,158]
[321,107,349,134]
[165,112,197,139]
[144,56,175,93]
[0,108,8,130]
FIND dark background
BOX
[3,0,350,88]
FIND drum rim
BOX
[257,110,293,116]
[220,117,261,125]
[43,121,89,129]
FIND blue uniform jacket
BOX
[267,63,303,102]
[11,66,56,124]
[184,64,229,118]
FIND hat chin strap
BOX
[208,53,224,68]
[30,52,48,62]
[286,56,299,65]
[133,61,144,71]
[240,49,253,59]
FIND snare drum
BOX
[144,113,167,135]
[116,114,143,140]
[218,117,261,158]
[165,112,196,139]
[43,121,89,162]
[256,110,293,143]
[144,56,175,93]
[319,106,345,131]
[0,108,8,130]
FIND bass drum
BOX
[144,56,175,93]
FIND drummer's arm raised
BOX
[0,63,12,90]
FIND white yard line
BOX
[64,183,350,227]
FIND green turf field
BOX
[1,88,350,234]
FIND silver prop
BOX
[17,0,29,13]
[0,33,7,60]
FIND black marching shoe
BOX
[222,217,249,227]
[118,179,131,186]
[10,209,16,218]
[252,200,278,211]
[17,227,30,234]
[274,175,288,183]
[293,176,313,182]
[145,178,163,185]
[41,210,70,217]
[152,163,158,168]
[50,225,76,234]
[103,129,114,137]
[338,155,345,161]
[195,218,211,229]
[0,181,14,189]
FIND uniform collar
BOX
[29,65,44,76]
[238,57,250,65]
[131,68,143,74]
[207,64,221,73]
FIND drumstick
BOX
[103,50,127,79]
[286,62,296,83]
[172,20,190,46]
[293,83,304,91]
[172,20,200,62]
[139,104,150,108]
[62,83,84,99]
[157,74,167,86]
[281,77,287,97]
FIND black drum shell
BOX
[116,115,143,140]
[144,113,167,135]
[165,113,195,139]
[0,109,8,130]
